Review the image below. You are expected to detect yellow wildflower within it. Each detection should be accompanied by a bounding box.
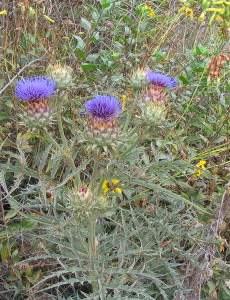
[139,4,156,18]
[193,160,207,178]
[198,12,206,23]
[102,179,122,194]
[144,5,155,18]
[0,10,7,16]
[120,95,127,110]
[147,10,155,17]
[196,160,207,170]
[179,5,194,20]
[194,169,203,177]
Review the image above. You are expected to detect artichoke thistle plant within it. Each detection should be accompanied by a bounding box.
[0,1,229,300]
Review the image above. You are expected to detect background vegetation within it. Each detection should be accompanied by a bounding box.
[0,0,229,299]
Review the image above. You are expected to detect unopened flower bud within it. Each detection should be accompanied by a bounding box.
[130,68,148,89]
[144,85,168,104]
[47,64,73,88]
[141,102,166,124]
[77,186,92,202]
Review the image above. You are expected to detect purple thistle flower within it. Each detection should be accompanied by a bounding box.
[146,71,177,88]
[15,76,56,101]
[85,95,122,119]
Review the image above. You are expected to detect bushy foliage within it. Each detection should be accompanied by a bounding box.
[0,1,229,299]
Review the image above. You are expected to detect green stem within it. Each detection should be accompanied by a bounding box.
[88,215,98,293]
[57,110,68,147]
[87,155,102,294]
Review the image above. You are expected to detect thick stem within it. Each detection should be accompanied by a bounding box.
[88,216,98,293]
[87,156,102,293]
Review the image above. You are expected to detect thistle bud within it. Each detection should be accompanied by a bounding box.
[77,186,92,203]
[144,85,168,103]
[141,102,166,124]
[140,85,167,124]
[46,64,73,89]
[130,68,148,89]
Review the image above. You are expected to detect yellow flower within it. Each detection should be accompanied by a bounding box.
[194,169,203,177]
[148,10,155,17]
[198,12,206,23]
[0,10,7,16]
[179,5,194,20]
[145,5,155,18]
[120,95,127,110]
[196,160,207,170]
[102,179,122,194]
[139,4,156,18]
[102,180,110,194]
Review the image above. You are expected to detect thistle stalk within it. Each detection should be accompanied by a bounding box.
[57,94,68,147]
[87,155,101,293]
[88,215,98,292]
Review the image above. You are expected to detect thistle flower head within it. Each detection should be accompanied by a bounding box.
[141,102,166,124]
[15,76,56,101]
[131,68,148,89]
[46,64,73,88]
[146,71,177,88]
[85,95,122,119]
[144,85,167,104]
[77,186,92,202]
